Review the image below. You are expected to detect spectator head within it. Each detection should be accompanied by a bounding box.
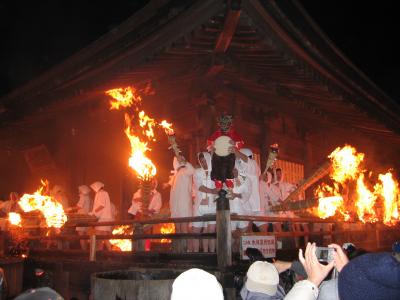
[171,268,223,300]
[14,287,63,300]
[245,261,279,295]
[338,252,400,300]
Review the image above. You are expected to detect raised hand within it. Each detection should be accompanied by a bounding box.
[299,242,334,287]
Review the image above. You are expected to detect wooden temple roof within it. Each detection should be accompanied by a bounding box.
[1,0,400,144]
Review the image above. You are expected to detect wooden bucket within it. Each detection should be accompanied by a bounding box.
[91,268,183,300]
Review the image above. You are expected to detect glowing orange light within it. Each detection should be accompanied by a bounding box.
[109,225,132,251]
[160,223,175,243]
[18,180,67,228]
[106,87,141,110]
[8,212,22,227]
[124,114,157,181]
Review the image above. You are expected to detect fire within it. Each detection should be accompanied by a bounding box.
[159,120,174,135]
[317,196,345,219]
[110,225,132,251]
[139,111,157,140]
[374,172,399,226]
[8,212,22,227]
[313,145,400,225]
[328,145,364,182]
[106,87,141,110]
[315,183,349,219]
[160,223,175,243]
[18,180,67,228]
[356,174,378,223]
[124,113,157,181]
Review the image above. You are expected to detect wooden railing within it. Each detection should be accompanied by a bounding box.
[11,204,400,270]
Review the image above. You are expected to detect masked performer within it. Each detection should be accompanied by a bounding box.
[207,114,246,190]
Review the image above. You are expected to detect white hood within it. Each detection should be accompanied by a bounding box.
[173,156,186,171]
[235,159,247,176]
[90,181,104,193]
[78,185,91,195]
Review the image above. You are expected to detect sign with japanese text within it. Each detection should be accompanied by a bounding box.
[240,235,276,259]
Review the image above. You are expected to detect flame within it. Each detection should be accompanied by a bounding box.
[356,173,378,223]
[315,183,349,219]
[106,87,141,110]
[139,111,157,140]
[313,145,400,225]
[328,145,364,182]
[374,172,399,226]
[160,223,175,243]
[18,180,67,228]
[110,225,132,251]
[124,113,157,181]
[8,212,22,227]
[318,196,345,219]
[159,120,174,135]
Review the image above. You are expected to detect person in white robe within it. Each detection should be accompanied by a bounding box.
[72,185,92,250]
[238,148,261,213]
[256,170,283,232]
[89,181,113,250]
[128,179,162,219]
[169,154,195,251]
[274,168,308,246]
[229,162,252,251]
[192,152,218,253]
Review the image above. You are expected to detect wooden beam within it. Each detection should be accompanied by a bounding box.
[214,10,241,53]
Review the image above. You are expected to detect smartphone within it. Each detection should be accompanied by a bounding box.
[315,246,334,262]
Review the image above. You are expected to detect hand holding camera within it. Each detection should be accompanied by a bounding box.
[299,242,335,287]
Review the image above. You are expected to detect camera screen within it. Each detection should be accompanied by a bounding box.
[319,249,329,260]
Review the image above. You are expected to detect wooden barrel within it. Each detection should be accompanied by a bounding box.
[91,268,183,300]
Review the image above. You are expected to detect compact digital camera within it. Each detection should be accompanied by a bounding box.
[315,246,334,263]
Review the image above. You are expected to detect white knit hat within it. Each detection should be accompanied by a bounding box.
[171,268,224,300]
[245,261,279,295]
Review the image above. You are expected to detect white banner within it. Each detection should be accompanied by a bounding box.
[240,235,276,260]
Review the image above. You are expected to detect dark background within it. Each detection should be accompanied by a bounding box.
[0,0,399,100]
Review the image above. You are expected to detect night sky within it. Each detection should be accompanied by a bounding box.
[0,0,399,101]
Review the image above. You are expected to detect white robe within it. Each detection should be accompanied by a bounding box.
[76,194,92,232]
[77,194,92,214]
[241,158,261,212]
[231,176,252,215]
[193,152,216,216]
[170,161,194,218]
[128,189,162,215]
[259,180,281,216]
[91,189,113,232]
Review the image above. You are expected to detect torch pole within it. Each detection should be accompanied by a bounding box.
[140,179,152,218]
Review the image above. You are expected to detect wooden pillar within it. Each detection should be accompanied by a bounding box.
[133,223,145,252]
[54,263,70,299]
[216,190,232,270]
[89,227,96,262]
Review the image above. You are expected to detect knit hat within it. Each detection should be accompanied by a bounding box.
[171,268,223,300]
[14,287,63,300]
[338,252,400,300]
[245,261,279,295]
